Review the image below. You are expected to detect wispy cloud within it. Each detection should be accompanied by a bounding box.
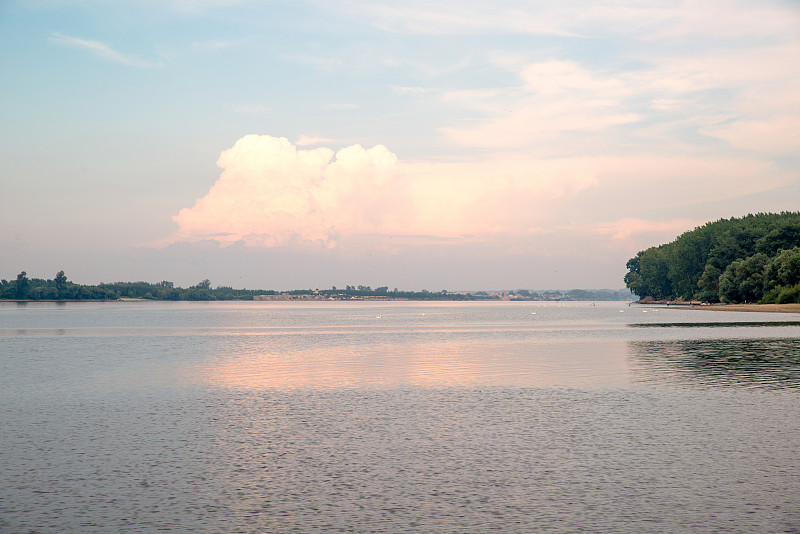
[153,0,250,14]
[323,0,586,36]
[322,103,360,110]
[392,86,433,95]
[192,38,245,53]
[440,37,800,157]
[279,52,342,71]
[49,33,163,68]
[440,60,641,154]
[323,0,799,42]
[230,104,271,115]
[591,217,701,244]
[296,135,335,146]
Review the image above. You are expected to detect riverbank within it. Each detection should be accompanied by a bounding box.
[638,301,800,313]
[694,303,800,313]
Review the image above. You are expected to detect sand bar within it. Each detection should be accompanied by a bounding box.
[677,303,800,314]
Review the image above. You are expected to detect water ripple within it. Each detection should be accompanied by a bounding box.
[628,338,800,389]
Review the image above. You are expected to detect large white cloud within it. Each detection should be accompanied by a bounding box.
[161,131,794,259]
[161,134,601,249]
[159,1,800,259]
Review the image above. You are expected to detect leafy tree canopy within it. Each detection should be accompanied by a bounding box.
[624,212,800,303]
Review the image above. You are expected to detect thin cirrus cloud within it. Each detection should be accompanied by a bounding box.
[49,33,164,68]
[441,51,800,158]
[592,218,702,244]
[337,0,800,161]
[440,60,641,153]
[322,103,361,110]
[328,0,799,41]
[325,0,586,36]
[230,104,271,115]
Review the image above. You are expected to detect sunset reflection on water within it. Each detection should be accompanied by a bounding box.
[201,336,631,389]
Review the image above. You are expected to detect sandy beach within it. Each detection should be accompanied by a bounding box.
[702,303,800,313]
[665,303,800,314]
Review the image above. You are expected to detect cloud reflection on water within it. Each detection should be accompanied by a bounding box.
[203,338,631,390]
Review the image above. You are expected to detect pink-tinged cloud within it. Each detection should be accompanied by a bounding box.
[159,135,599,249]
[440,60,640,152]
[295,135,335,147]
[592,217,701,247]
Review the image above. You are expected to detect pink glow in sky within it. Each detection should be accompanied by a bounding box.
[1,0,798,289]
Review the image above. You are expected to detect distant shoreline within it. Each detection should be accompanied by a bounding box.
[4,296,634,304]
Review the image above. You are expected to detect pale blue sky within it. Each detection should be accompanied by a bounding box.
[2,1,799,290]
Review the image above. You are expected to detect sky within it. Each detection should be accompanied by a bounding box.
[1,0,799,291]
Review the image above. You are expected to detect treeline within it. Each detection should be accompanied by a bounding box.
[302,285,484,300]
[0,273,269,301]
[624,212,800,304]
[0,271,116,300]
[0,275,495,301]
[1,273,633,302]
[513,289,633,301]
[102,279,273,300]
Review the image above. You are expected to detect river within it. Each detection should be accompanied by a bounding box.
[1,300,798,532]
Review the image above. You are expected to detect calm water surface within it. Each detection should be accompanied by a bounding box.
[1,301,799,532]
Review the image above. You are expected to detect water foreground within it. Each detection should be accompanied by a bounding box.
[1,301,799,533]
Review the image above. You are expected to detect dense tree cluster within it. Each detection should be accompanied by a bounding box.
[102,279,271,300]
[1,272,632,302]
[0,273,270,301]
[0,271,119,300]
[0,274,495,301]
[624,213,800,303]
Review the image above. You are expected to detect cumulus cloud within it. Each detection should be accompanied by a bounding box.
[160,135,600,249]
[159,128,799,255]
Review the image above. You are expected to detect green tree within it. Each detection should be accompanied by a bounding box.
[625,212,800,300]
[764,247,800,292]
[14,271,30,299]
[626,247,672,299]
[696,264,722,302]
[755,223,800,256]
[194,279,211,290]
[54,270,68,298]
[718,253,770,303]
